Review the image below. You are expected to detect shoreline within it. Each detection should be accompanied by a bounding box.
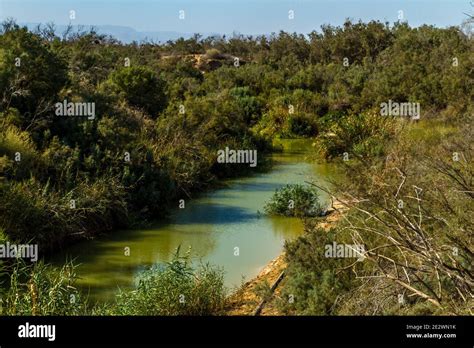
[225,200,347,315]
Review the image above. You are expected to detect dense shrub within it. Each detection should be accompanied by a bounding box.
[0,22,68,131]
[105,66,167,117]
[315,111,397,160]
[286,113,317,137]
[98,249,227,315]
[264,184,323,217]
[204,48,223,59]
[0,176,128,251]
[0,252,227,316]
[0,260,88,315]
[0,125,40,179]
[278,226,357,315]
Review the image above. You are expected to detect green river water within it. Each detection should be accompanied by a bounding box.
[53,139,336,303]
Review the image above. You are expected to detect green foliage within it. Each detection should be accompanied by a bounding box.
[315,111,396,160]
[229,86,262,126]
[105,66,167,117]
[278,227,356,315]
[360,24,473,112]
[98,248,227,315]
[286,113,317,137]
[204,48,223,59]
[309,20,394,65]
[0,252,227,316]
[281,118,473,315]
[0,176,128,251]
[0,125,40,179]
[0,21,68,131]
[0,20,472,319]
[0,260,88,315]
[265,184,323,217]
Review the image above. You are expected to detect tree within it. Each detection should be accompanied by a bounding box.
[106,66,167,117]
[0,21,68,131]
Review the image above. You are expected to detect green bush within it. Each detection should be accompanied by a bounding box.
[278,227,357,315]
[315,111,396,160]
[105,66,167,117]
[100,248,227,315]
[286,113,317,137]
[0,251,227,316]
[204,48,223,59]
[264,184,323,217]
[0,125,41,180]
[0,22,68,130]
[0,176,128,251]
[0,260,88,315]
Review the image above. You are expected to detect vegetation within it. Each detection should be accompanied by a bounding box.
[0,20,270,252]
[279,118,473,315]
[1,19,472,250]
[99,249,226,315]
[0,260,88,315]
[0,250,226,316]
[0,17,472,315]
[264,184,323,217]
[314,110,398,160]
[278,226,354,315]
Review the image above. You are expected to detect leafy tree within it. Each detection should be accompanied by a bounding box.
[0,22,68,131]
[105,66,167,117]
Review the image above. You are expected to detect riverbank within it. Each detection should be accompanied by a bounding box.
[225,200,347,315]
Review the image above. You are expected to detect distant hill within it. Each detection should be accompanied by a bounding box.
[20,23,219,43]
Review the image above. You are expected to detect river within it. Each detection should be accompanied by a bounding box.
[53,139,336,303]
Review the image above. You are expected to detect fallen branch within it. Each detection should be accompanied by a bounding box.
[253,271,285,316]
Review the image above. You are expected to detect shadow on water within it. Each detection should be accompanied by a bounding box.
[171,203,257,225]
[210,181,285,197]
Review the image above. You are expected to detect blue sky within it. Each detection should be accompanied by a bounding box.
[1,0,471,34]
